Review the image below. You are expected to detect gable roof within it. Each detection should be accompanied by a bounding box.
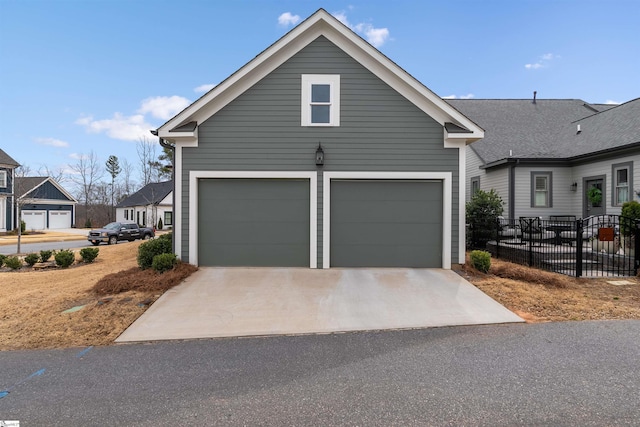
[156,8,483,144]
[0,148,19,168]
[16,176,78,202]
[116,181,173,208]
[447,98,640,165]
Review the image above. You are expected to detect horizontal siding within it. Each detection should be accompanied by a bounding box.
[483,167,509,214]
[514,167,573,218]
[182,36,459,265]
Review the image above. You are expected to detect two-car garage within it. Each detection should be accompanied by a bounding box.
[193,172,449,269]
[21,210,72,230]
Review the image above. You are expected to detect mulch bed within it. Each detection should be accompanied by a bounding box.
[92,262,198,295]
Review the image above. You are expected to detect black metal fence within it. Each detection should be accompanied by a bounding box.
[468,215,640,277]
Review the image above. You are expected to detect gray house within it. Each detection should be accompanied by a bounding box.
[116,180,173,229]
[0,149,20,232]
[154,9,483,268]
[450,97,640,219]
[16,177,78,230]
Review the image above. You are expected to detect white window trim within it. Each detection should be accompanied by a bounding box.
[322,171,452,269]
[301,74,340,127]
[0,170,6,188]
[189,171,318,268]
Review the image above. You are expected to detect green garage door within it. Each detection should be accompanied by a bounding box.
[198,178,310,267]
[330,180,443,268]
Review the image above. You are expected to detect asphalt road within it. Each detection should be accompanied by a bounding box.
[1,321,639,426]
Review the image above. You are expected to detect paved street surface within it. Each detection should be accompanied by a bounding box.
[1,321,639,426]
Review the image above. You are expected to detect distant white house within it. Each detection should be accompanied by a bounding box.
[116,181,173,229]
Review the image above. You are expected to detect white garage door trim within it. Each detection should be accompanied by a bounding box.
[48,210,72,229]
[323,171,452,269]
[189,171,318,268]
[22,210,47,231]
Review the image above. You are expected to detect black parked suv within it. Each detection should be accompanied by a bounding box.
[87,221,155,245]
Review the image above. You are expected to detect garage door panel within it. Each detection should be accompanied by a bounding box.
[331,180,442,268]
[48,211,71,229]
[198,178,310,267]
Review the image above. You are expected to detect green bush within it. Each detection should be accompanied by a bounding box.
[157,218,163,230]
[470,250,491,273]
[466,189,504,249]
[55,249,76,268]
[80,247,100,263]
[40,249,54,262]
[24,253,40,267]
[0,254,6,268]
[152,253,177,273]
[5,256,23,270]
[84,218,92,228]
[621,201,640,236]
[137,233,172,269]
[20,220,26,233]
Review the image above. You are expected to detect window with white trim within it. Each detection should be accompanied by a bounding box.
[470,176,480,196]
[612,162,633,206]
[301,75,340,126]
[0,170,6,188]
[531,172,552,208]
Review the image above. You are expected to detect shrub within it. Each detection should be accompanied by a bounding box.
[84,218,92,228]
[152,253,177,273]
[24,253,40,267]
[157,218,163,230]
[40,249,54,262]
[80,247,100,263]
[466,189,504,249]
[469,250,491,273]
[137,233,172,269]
[0,254,6,268]
[20,220,26,233]
[5,256,23,270]
[621,201,640,237]
[55,249,75,268]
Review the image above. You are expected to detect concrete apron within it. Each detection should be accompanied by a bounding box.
[116,268,523,343]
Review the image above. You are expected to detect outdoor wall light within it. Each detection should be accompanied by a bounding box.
[315,142,324,166]
[570,182,578,192]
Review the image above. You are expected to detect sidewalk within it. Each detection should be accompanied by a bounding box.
[0,229,88,246]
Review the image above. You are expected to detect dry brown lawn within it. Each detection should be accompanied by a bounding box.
[2,243,640,351]
[0,241,195,351]
[461,255,640,323]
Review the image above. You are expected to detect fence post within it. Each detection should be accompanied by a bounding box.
[495,217,500,258]
[527,218,533,267]
[576,219,583,277]
[634,220,640,276]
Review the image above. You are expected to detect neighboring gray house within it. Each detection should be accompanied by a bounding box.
[450,97,640,219]
[0,149,20,232]
[154,9,483,268]
[116,180,173,229]
[15,176,78,230]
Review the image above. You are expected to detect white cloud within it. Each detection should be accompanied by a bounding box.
[76,113,154,141]
[443,93,475,99]
[524,53,559,70]
[605,99,620,105]
[332,11,390,47]
[278,12,300,27]
[194,83,216,93]
[35,137,69,148]
[69,152,85,160]
[137,95,191,120]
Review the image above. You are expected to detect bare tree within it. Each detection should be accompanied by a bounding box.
[137,137,157,186]
[38,164,68,184]
[120,157,136,198]
[12,164,34,254]
[69,151,104,228]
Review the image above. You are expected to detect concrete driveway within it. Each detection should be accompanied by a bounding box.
[117,268,523,342]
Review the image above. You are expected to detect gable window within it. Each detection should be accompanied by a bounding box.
[531,172,552,208]
[0,170,6,188]
[301,75,340,126]
[470,176,480,196]
[612,162,633,206]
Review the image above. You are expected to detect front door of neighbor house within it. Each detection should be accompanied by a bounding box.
[584,177,605,217]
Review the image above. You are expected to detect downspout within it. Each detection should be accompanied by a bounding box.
[508,160,518,219]
[153,130,176,252]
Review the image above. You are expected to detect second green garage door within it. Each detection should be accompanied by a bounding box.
[198,178,310,267]
[330,179,443,268]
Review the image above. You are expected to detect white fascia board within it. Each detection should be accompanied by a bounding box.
[157,10,483,139]
[188,171,318,268]
[322,171,452,269]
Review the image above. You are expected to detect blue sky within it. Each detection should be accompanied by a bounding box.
[1,0,638,189]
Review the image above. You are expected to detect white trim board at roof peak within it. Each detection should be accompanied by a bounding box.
[157,10,483,144]
[322,171,452,270]
[188,171,318,268]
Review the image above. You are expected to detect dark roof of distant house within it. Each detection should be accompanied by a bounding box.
[446,98,640,165]
[0,149,20,167]
[15,177,48,197]
[116,181,173,208]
